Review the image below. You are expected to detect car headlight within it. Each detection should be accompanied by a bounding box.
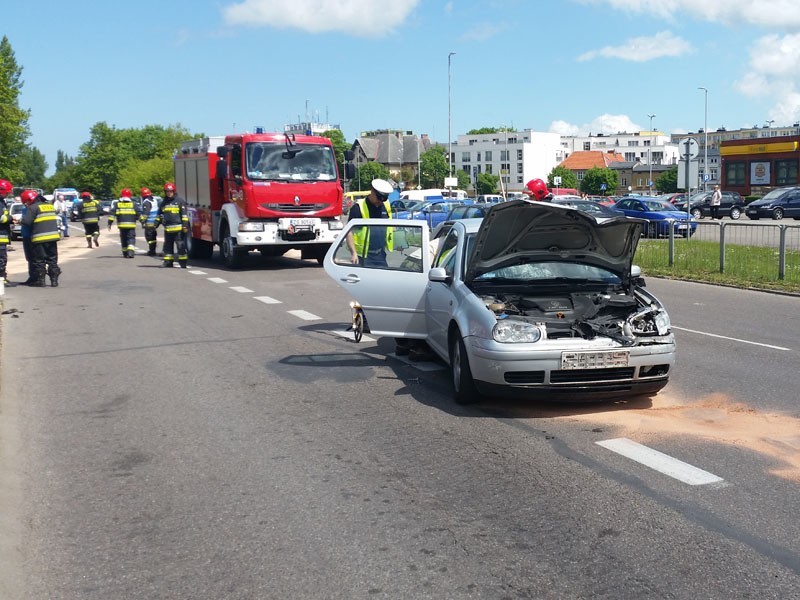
[654,310,671,335]
[493,320,543,343]
[238,221,265,232]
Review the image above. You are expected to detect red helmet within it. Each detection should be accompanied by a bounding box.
[140,187,152,197]
[163,182,176,193]
[0,179,12,195]
[20,189,38,205]
[120,188,133,198]
[80,191,92,199]
[525,178,550,201]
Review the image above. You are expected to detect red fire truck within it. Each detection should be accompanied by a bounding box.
[174,132,350,268]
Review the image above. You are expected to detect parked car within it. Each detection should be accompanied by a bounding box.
[658,193,687,205]
[476,194,504,204]
[673,190,745,220]
[550,197,624,217]
[8,202,24,240]
[98,199,114,216]
[745,186,800,220]
[394,199,463,229]
[324,201,675,403]
[614,197,697,237]
[445,204,488,220]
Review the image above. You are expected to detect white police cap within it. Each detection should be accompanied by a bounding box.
[371,179,393,197]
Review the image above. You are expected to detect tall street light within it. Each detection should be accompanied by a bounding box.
[448,52,456,180]
[698,87,708,191]
[647,114,656,195]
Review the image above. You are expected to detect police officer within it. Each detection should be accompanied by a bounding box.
[155,182,189,268]
[346,178,394,267]
[139,187,160,256]
[20,190,61,287]
[76,191,101,248]
[108,188,140,258]
[0,179,12,284]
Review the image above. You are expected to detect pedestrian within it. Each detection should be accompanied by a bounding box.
[20,190,61,287]
[0,179,13,284]
[155,182,189,268]
[346,178,394,267]
[53,193,70,237]
[76,190,101,247]
[710,184,722,219]
[139,187,160,256]
[524,178,553,202]
[108,188,140,258]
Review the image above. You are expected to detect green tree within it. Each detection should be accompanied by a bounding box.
[476,172,500,195]
[19,145,48,189]
[116,156,176,195]
[419,146,448,188]
[579,167,618,195]
[456,169,471,191]
[656,166,678,193]
[466,127,500,135]
[546,165,578,190]
[351,161,390,192]
[319,129,348,179]
[0,36,31,184]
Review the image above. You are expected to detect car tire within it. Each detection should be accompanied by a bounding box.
[691,208,702,220]
[450,333,480,405]
[772,208,784,220]
[730,207,742,220]
[219,222,244,269]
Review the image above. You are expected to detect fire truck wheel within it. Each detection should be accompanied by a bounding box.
[220,223,244,269]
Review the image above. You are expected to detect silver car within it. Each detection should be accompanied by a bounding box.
[324,201,676,404]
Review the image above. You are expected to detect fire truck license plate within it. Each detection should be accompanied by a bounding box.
[279,218,319,231]
[560,350,629,370]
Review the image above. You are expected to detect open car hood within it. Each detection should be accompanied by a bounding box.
[465,200,645,284]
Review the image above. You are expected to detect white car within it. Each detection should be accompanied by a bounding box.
[324,201,676,404]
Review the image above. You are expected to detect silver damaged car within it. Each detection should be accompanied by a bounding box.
[324,200,676,404]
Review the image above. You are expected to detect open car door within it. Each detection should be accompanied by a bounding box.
[323,218,430,339]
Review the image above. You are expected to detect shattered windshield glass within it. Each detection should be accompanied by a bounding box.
[246,143,338,182]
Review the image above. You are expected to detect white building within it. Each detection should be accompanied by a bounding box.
[451,130,566,193]
[561,131,680,167]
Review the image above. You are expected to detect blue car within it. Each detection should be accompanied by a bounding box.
[394,198,464,229]
[614,197,697,238]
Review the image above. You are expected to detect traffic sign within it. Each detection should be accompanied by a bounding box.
[599,183,607,191]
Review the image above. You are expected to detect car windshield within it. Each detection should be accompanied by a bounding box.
[474,261,621,284]
[9,204,24,215]
[641,200,677,212]
[246,143,338,182]
[760,188,788,201]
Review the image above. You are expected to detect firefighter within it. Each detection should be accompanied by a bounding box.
[155,182,189,268]
[20,190,61,287]
[76,191,101,248]
[524,178,553,201]
[0,179,12,284]
[108,188,140,258]
[139,187,160,256]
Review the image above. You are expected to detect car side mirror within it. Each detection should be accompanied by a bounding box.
[428,267,449,282]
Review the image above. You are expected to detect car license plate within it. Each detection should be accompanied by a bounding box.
[677,224,687,229]
[279,217,319,231]
[561,350,629,370]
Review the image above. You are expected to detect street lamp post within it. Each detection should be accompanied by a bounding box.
[698,87,708,191]
[448,52,456,179]
[647,114,656,195]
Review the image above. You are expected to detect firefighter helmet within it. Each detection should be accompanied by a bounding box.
[525,178,550,201]
[20,189,38,204]
[140,187,152,197]
[80,191,92,199]
[120,188,133,198]
[0,179,12,195]
[163,182,176,193]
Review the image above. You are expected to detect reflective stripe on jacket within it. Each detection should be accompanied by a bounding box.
[78,199,100,223]
[157,199,188,233]
[28,202,61,244]
[0,201,10,244]
[110,199,139,229]
[351,198,393,257]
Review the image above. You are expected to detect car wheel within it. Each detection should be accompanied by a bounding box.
[450,333,480,405]
[219,222,243,269]
[729,207,741,220]
[691,208,702,220]
[353,310,364,343]
[772,208,784,220]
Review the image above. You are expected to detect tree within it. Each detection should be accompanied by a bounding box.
[476,172,500,195]
[419,146,448,188]
[0,36,31,184]
[351,161,390,192]
[466,127,501,135]
[546,165,578,190]
[656,166,678,193]
[579,167,618,195]
[19,145,48,189]
[319,129,348,179]
[456,170,471,191]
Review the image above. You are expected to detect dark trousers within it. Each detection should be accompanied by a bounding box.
[144,225,158,253]
[118,228,136,254]
[31,241,59,278]
[83,222,100,238]
[162,230,186,263]
[0,244,6,278]
[710,206,720,219]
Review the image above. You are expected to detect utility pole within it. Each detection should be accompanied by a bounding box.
[448,52,456,178]
[698,87,708,191]
[647,114,656,195]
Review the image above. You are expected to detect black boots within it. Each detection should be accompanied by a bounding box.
[87,238,93,248]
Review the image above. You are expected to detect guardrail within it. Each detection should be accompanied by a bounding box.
[634,220,800,286]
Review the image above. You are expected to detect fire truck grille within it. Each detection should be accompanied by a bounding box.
[260,203,329,213]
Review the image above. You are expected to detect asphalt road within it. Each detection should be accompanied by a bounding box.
[1,222,799,599]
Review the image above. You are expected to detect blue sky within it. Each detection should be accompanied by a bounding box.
[6,0,800,174]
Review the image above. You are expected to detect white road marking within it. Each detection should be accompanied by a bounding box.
[207,277,228,284]
[288,310,321,321]
[254,296,282,305]
[597,438,725,486]
[672,326,791,351]
[332,329,376,342]
[229,286,254,293]
[188,270,207,275]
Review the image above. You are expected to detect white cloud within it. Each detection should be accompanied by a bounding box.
[578,0,800,28]
[222,0,420,37]
[735,33,800,123]
[548,114,642,136]
[577,31,692,62]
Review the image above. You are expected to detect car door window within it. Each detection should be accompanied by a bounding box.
[435,229,459,276]
[330,223,426,273]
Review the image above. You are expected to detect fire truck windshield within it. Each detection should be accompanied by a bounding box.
[246,143,337,182]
